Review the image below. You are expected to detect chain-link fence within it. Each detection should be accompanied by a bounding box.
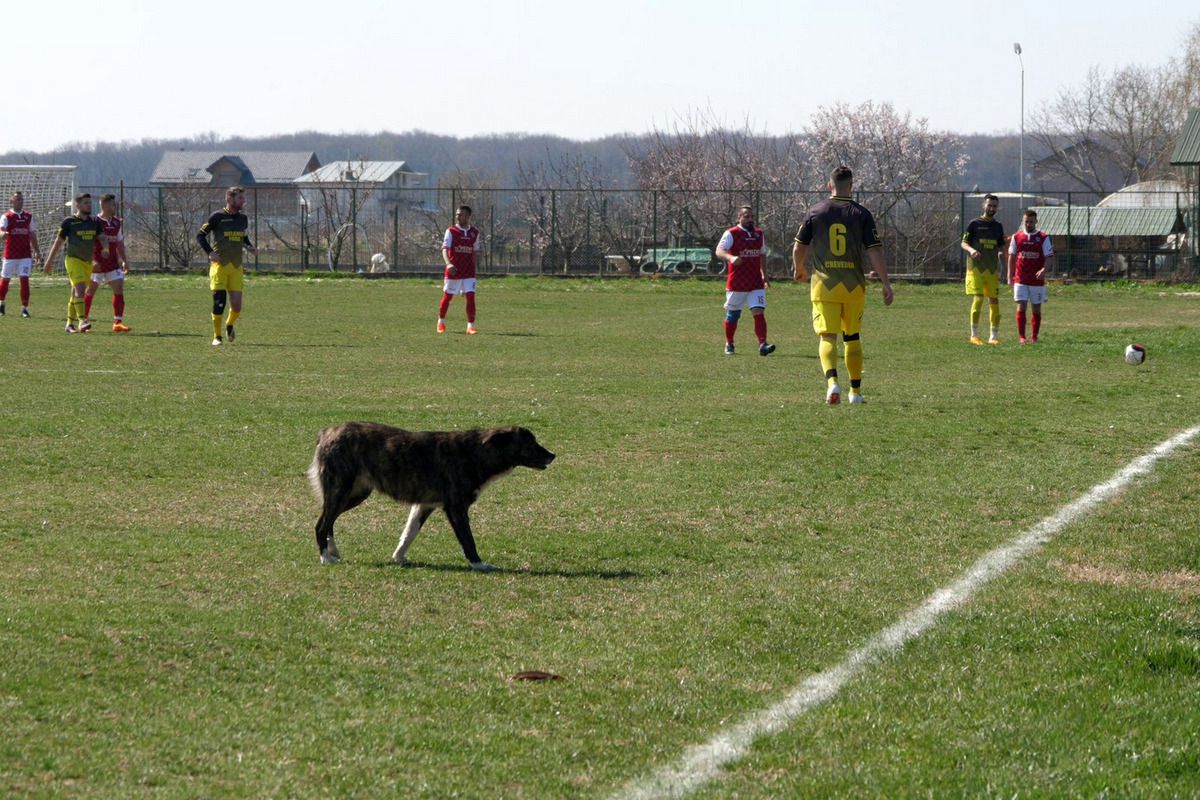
[86,185,1199,281]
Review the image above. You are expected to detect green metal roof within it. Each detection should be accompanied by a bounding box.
[1029,206,1186,237]
[1170,108,1200,165]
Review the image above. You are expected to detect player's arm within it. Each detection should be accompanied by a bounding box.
[867,246,893,306]
[714,230,738,267]
[960,227,980,260]
[42,227,67,274]
[1006,236,1017,284]
[0,216,7,246]
[30,222,41,263]
[792,240,809,281]
[441,228,457,275]
[243,232,257,256]
[1037,236,1053,280]
[197,215,220,263]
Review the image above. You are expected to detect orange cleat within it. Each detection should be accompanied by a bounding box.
[466,324,478,335]
[436,321,446,334]
[112,321,131,332]
[969,336,984,346]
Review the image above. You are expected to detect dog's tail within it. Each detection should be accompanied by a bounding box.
[307,428,332,500]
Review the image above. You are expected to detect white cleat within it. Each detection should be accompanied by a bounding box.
[212,336,223,346]
[470,561,498,572]
[826,383,841,405]
[848,392,865,404]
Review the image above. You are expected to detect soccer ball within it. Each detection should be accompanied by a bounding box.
[1124,344,1146,365]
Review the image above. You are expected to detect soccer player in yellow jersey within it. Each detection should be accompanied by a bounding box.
[961,194,1005,345]
[197,186,256,345]
[42,193,107,333]
[793,166,893,405]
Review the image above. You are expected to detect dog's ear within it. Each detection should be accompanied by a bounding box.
[481,427,517,447]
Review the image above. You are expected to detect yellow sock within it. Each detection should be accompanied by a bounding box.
[970,296,984,332]
[988,301,1000,329]
[819,337,838,386]
[212,314,222,338]
[845,339,864,383]
[67,298,79,323]
[226,308,240,327]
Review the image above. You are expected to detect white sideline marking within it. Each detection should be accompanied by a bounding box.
[617,424,1200,800]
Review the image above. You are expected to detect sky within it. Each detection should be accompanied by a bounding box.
[2,0,1196,153]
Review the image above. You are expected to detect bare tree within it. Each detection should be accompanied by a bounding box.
[515,153,623,273]
[299,160,382,271]
[127,184,218,268]
[804,101,967,274]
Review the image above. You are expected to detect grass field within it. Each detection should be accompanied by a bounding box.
[1,274,1198,798]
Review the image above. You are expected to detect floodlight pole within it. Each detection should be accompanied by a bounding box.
[1014,43,1025,211]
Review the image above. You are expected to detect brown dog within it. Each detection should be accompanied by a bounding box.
[307,422,555,569]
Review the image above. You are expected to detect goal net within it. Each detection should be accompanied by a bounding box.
[0,165,77,247]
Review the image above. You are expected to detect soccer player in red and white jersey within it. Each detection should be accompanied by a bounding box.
[714,205,775,356]
[437,205,481,335]
[0,191,42,318]
[85,193,131,332]
[1007,208,1054,344]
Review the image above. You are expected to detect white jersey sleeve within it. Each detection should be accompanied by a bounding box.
[442,228,454,249]
[1042,235,1053,257]
[0,215,7,232]
[717,230,734,252]
[472,227,482,252]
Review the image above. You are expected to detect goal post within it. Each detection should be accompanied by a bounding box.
[0,165,77,247]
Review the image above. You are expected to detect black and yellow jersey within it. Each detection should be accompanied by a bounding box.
[197,210,253,267]
[795,196,881,302]
[57,215,104,262]
[962,216,1005,273]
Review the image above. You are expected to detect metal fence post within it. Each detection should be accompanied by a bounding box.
[392,204,399,272]
[156,187,165,270]
[959,191,966,279]
[550,189,557,276]
[1065,192,1072,278]
[253,187,260,270]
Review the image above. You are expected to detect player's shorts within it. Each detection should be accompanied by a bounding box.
[91,269,125,285]
[1,258,33,278]
[812,291,866,337]
[965,267,998,298]
[1013,283,1047,304]
[64,256,91,285]
[443,277,477,295]
[724,289,766,311]
[209,261,244,292]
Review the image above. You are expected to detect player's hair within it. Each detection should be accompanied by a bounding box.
[831,166,854,187]
[74,192,91,203]
[983,193,999,204]
[457,204,472,216]
[100,193,116,203]
[10,190,21,199]
[226,185,245,200]
[738,205,753,214]
[1023,208,1038,218]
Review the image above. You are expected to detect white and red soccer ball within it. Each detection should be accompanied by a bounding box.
[1124,343,1146,365]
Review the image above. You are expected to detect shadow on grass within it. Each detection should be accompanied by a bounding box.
[367,560,645,579]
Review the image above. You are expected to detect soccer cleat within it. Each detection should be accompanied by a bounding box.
[226,323,235,342]
[826,383,841,405]
[1030,337,1038,344]
[1019,336,1027,345]
[112,321,131,332]
[724,342,735,356]
[969,336,984,346]
[212,336,223,346]
[436,321,446,334]
[759,342,775,356]
[0,303,5,316]
[79,319,92,333]
[848,391,865,404]
[20,307,30,318]
[466,324,478,335]
[988,337,1001,346]
[65,322,77,333]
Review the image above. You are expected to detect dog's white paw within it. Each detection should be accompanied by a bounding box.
[470,561,498,573]
[392,554,410,566]
[320,551,341,565]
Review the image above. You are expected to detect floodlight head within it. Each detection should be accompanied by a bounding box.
[1013,42,1022,55]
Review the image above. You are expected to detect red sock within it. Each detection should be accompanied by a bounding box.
[1016,309,1027,338]
[1031,310,1041,340]
[438,293,452,318]
[0,278,9,302]
[753,314,767,344]
[84,292,95,318]
[19,276,29,306]
[724,320,737,344]
[465,292,476,323]
[113,294,125,319]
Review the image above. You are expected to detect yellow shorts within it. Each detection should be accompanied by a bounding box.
[65,256,92,285]
[965,268,998,298]
[209,261,244,292]
[811,291,866,336]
